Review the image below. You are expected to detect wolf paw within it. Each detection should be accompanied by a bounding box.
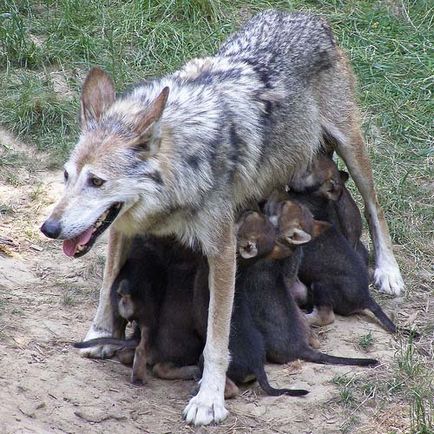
[79,326,117,359]
[183,390,228,426]
[373,265,404,296]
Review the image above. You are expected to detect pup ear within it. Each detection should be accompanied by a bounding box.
[312,220,332,238]
[131,87,170,159]
[339,170,349,183]
[285,228,312,245]
[239,242,258,259]
[80,67,116,129]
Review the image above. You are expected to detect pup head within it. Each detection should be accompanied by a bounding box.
[290,153,346,201]
[40,68,170,257]
[117,279,136,321]
[268,200,331,250]
[236,210,276,260]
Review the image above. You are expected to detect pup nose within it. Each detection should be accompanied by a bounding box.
[40,218,62,239]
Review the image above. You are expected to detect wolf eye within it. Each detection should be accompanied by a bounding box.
[89,176,105,187]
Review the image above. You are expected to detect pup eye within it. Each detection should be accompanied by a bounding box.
[89,176,105,187]
[64,170,69,182]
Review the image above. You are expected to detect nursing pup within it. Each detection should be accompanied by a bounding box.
[289,153,369,263]
[75,236,166,384]
[75,236,203,383]
[194,211,309,397]
[275,197,399,333]
[254,201,378,366]
[41,10,403,425]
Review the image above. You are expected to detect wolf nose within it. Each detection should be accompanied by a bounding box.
[40,218,62,239]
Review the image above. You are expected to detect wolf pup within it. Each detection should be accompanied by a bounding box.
[41,10,403,425]
[194,211,309,397]
[289,153,369,263]
[75,236,203,383]
[252,200,378,366]
[275,199,400,334]
[74,235,166,384]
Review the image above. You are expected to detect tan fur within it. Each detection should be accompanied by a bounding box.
[152,362,200,381]
[306,306,336,327]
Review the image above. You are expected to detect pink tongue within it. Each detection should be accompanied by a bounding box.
[62,227,94,257]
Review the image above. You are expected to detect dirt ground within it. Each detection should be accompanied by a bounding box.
[0,132,430,433]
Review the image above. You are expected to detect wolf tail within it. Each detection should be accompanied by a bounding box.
[255,366,309,396]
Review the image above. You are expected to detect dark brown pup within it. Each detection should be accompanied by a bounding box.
[289,153,369,263]
[274,198,406,335]
[251,199,379,366]
[75,236,203,384]
[194,211,309,397]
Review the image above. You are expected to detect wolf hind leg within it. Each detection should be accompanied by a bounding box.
[323,120,404,296]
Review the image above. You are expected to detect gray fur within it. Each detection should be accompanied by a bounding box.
[79,10,356,255]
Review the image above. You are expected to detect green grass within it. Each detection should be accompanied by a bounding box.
[331,336,434,433]
[358,331,374,351]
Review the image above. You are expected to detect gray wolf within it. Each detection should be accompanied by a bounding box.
[41,10,403,425]
[194,210,309,397]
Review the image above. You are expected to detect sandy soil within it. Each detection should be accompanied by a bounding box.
[0,132,429,434]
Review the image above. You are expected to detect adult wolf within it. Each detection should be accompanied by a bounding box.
[41,10,404,425]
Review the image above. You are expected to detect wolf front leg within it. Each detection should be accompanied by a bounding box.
[80,228,132,359]
[183,222,236,426]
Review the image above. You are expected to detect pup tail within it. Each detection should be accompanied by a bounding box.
[367,299,420,338]
[366,298,397,333]
[73,337,138,349]
[301,347,378,367]
[255,366,309,397]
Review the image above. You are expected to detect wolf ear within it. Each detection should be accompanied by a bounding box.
[323,179,342,201]
[80,68,116,129]
[131,87,170,159]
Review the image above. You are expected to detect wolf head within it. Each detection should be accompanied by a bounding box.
[41,68,170,257]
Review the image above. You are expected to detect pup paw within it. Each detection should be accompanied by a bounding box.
[373,265,404,296]
[79,326,116,359]
[183,390,228,426]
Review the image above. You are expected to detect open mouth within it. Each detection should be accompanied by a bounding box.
[63,202,123,258]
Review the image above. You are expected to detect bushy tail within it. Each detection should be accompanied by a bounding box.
[367,299,397,333]
[256,366,309,396]
[73,337,138,349]
[301,347,378,367]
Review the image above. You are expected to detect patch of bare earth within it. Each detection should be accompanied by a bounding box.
[0,130,431,433]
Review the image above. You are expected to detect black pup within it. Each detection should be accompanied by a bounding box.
[75,236,203,383]
[194,210,309,397]
[289,153,369,263]
[272,197,400,334]
[252,199,378,366]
